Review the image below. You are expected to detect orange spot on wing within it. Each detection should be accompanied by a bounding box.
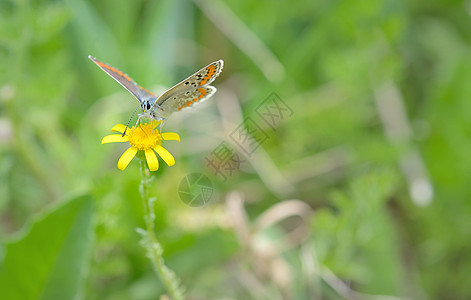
[139,85,155,96]
[196,88,208,97]
[96,61,108,68]
[199,65,218,85]
[204,65,216,78]
[97,61,132,82]
[204,72,215,80]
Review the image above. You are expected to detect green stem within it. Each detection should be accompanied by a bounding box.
[139,157,185,300]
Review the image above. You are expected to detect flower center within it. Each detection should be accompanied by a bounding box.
[127,123,162,150]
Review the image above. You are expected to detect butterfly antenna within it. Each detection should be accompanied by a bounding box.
[122,104,141,137]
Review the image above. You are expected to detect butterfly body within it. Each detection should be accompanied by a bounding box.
[88,55,223,123]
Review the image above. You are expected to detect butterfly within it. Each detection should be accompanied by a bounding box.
[88,55,224,127]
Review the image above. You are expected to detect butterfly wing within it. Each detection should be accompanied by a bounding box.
[156,86,217,116]
[88,55,154,102]
[153,60,223,116]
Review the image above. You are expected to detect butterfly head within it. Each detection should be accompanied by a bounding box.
[141,100,152,113]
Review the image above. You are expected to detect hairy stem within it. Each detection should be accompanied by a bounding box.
[139,157,185,300]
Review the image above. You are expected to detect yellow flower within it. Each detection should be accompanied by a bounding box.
[101,121,180,171]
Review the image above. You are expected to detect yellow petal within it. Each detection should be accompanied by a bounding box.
[111,124,128,134]
[154,145,175,166]
[102,134,129,144]
[117,147,137,170]
[161,132,180,142]
[145,149,159,171]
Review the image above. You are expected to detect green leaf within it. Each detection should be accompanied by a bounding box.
[0,195,94,300]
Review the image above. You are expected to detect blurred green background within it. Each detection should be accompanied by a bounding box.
[1,0,471,299]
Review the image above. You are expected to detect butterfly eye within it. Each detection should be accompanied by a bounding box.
[141,101,151,111]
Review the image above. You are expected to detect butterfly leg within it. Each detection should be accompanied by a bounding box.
[159,119,167,139]
[158,118,166,133]
[151,117,166,139]
[136,115,150,136]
